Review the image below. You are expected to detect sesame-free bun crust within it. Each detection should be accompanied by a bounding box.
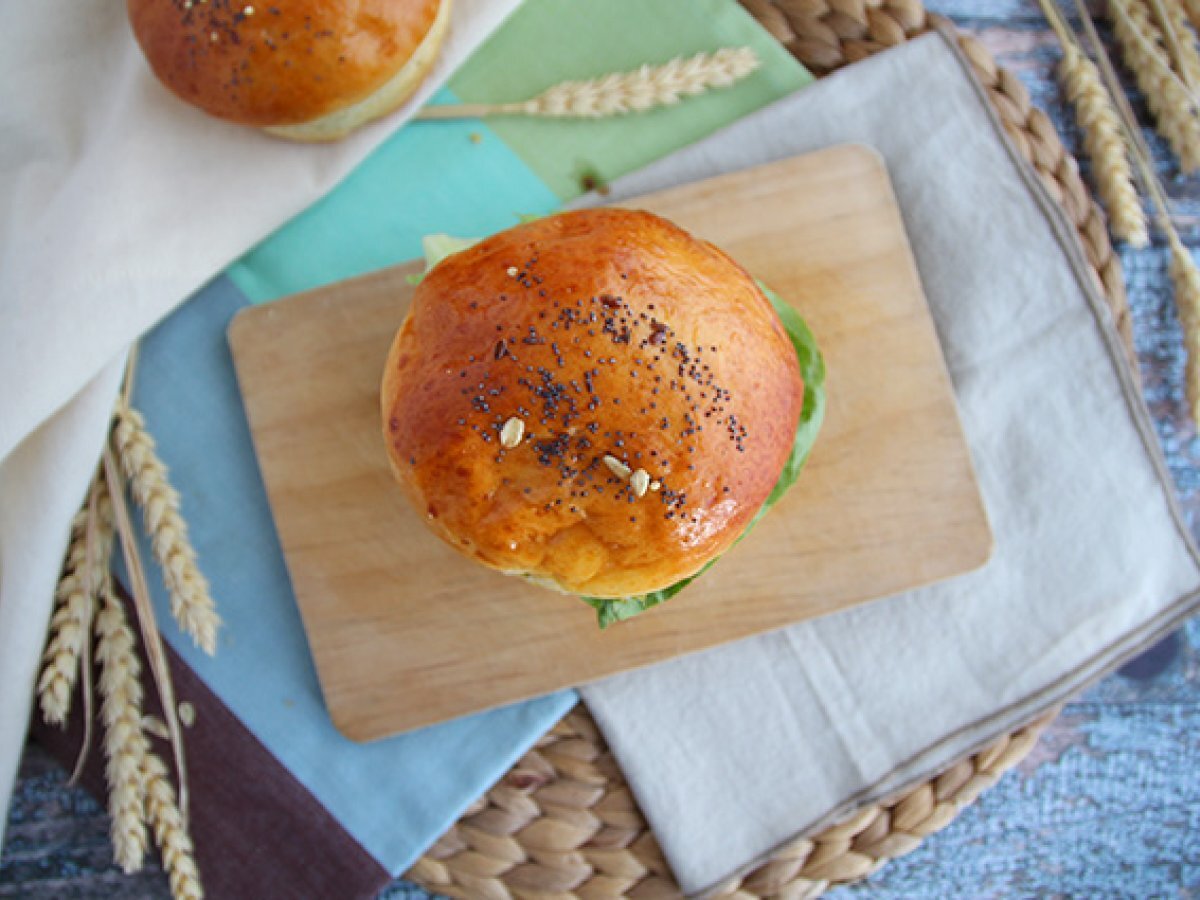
[382,209,804,599]
[127,0,447,141]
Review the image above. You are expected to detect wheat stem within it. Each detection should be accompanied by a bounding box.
[416,48,761,120]
[122,343,140,408]
[1149,0,1200,92]
[69,481,109,785]
[1032,0,1149,243]
[1167,232,1200,420]
[1184,0,1200,30]
[111,403,220,656]
[142,751,204,900]
[70,594,97,786]
[47,345,206,890]
[103,445,191,822]
[1037,0,1079,45]
[1075,0,1160,162]
[1077,0,1200,420]
[94,573,150,873]
[1112,0,1200,98]
[1109,0,1200,169]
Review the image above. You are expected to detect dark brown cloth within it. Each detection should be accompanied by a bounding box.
[31,583,391,900]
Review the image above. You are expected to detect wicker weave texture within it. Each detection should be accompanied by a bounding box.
[407,3,1130,896]
[408,706,1058,899]
[745,0,1129,344]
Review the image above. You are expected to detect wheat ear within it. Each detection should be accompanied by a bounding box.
[1109,0,1200,170]
[1058,43,1151,245]
[103,439,205,898]
[1168,232,1200,419]
[38,482,114,726]
[1077,0,1200,420]
[94,575,150,873]
[1183,0,1200,31]
[103,443,191,823]
[143,751,204,900]
[111,403,220,655]
[416,48,761,120]
[1149,0,1200,92]
[38,509,91,726]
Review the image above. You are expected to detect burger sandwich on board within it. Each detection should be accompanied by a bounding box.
[382,209,826,627]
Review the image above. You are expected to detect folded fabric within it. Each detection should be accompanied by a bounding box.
[577,28,1200,895]
[114,275,575,876]
[34,587,402,900]
[0,0,521,850]
[3,0,811,876]
[0,0,519,464]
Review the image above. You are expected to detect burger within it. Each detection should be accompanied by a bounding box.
[127,0,449,141]
[381,209,825,626]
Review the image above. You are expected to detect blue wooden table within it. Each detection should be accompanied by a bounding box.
[3,0,1199,896]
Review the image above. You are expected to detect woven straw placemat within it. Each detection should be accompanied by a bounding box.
[407,2,1130,896]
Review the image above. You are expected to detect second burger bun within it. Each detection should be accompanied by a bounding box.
[127,0,450,142]
[382,209,805,599]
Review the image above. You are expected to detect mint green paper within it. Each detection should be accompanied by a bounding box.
[450,0,813,200]
[227,0,810,304]
[227,88,561,303]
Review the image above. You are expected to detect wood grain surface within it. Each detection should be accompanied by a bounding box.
[3,1,1199,897]
[228,145,990,740]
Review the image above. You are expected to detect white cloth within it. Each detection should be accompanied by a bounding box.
[578,29,1200,895]
[0,0,520,849]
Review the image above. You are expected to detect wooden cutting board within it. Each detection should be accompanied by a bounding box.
[228,144,992,742]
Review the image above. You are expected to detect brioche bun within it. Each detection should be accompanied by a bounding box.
[382,209,804,599]
[127,0,449,142]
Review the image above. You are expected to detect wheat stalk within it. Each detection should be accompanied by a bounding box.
[1149,0,1200,92]
[111,403,220,655]
[102,386,206,896]
[1034,0,1149,244]
[1058,42,1151,245]
[1077,0,1200,421]
[40,346,206,893]
[1168,232,1200,419]
[38,508,97,726]
[38,477,114,726]
[70,480,110,785]
[94,574,150,873]
[103,443,192,823]
[142,751,204,900]
[1109,0,1200,170]
[416,48,761,120]
[1184,0,1200,31]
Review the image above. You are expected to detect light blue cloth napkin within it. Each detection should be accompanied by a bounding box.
[122,0,810,876]
[126,276,576,875]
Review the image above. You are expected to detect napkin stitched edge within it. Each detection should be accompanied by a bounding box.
[619,23,1200,897]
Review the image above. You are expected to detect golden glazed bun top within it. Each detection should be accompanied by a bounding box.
[382,209,804,599]
[127,0,447,140]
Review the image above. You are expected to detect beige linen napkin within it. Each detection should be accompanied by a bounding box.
[0,0,521,848]
[578,28,1200,895]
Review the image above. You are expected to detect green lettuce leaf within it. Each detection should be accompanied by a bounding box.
[582,283,826,628]
[405,234,479,285]
[406,220,543,285]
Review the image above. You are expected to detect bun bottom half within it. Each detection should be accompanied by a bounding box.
[264,0,451,143]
